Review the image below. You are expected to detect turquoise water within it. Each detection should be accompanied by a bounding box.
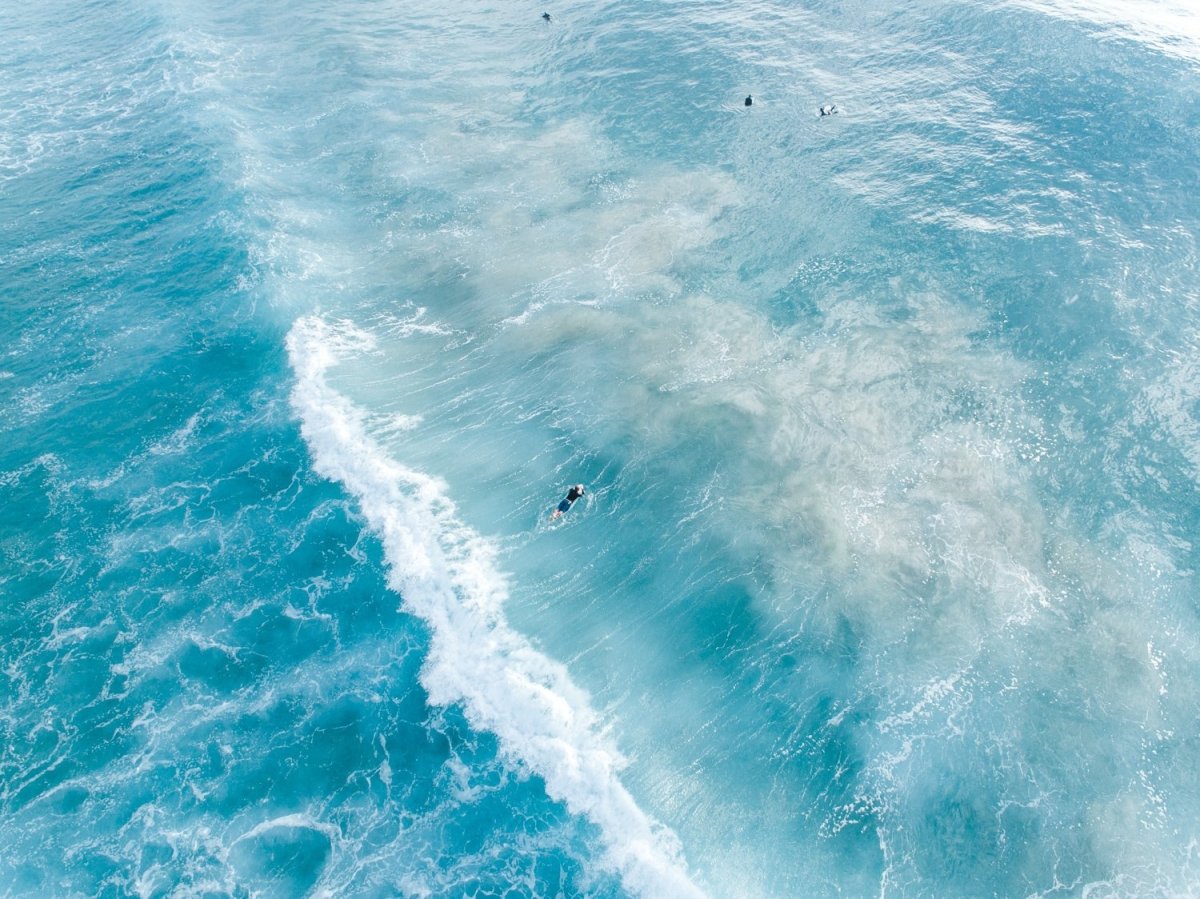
[4,0,1200,896]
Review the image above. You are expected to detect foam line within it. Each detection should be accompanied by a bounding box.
[286,316,704,899]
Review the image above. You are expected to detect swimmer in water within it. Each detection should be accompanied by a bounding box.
[551,484,585,519]
[542,11,551,21]
[745,95,753,106]
[819,104,838,116]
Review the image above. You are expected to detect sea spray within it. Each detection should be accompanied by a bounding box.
[286,315,704,899]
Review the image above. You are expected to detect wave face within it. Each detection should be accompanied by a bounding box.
[285,316,700,897]
[5,0,1200,896]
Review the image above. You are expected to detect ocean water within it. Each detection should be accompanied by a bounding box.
[3,0,1200,896]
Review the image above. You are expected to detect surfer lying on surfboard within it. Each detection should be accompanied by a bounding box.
[551,484,585,519]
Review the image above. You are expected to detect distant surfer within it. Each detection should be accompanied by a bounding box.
[819,104,838,116]
[551,484,585,519]
[744,95,753,107]
[542,11,551,21]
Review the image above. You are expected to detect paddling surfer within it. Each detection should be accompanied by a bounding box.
[551,484,585,519]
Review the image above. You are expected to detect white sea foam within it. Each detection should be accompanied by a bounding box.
[286,315,704,899]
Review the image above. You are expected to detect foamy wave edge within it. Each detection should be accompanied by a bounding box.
[286,316,704,899]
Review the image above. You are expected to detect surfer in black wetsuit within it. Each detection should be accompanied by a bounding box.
[745,95,753,107]
[542,11,551,21]
[551,484,585,519]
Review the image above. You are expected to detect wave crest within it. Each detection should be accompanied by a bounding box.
[286,315,704,899]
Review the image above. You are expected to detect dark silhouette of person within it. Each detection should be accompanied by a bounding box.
[745,95,753,107]
[543,12,551,21]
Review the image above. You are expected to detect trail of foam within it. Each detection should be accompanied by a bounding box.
[286,315,704,899]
